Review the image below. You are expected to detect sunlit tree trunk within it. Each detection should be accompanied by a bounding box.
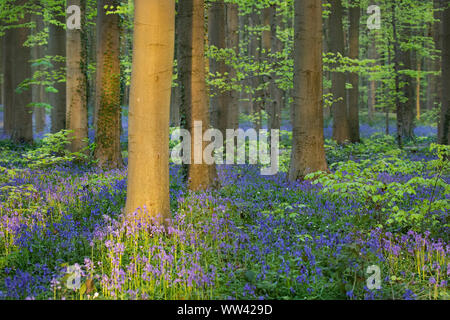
[348,2,360,143]
[439,0,450,145]
[289,0,328,181]
[49,12,67,133]
[179,0,218,191]
[125,0,175,223]
[66,0,88,152]
[329,0,350,144]
[94,0,123,169]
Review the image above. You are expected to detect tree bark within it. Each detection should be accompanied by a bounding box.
[226,3,239,130]
[49,12,67,133]
[439,0,450,145]
[2,30,12,136]
[125,0,175,223]
[66,0,88,153]
[348,3,360,143]
[267,5,283,132]
[208,1,227,134]
[178,0,218,191]
[289,0,328,181]
[329,0,350,144]
[399,40,415,140]
[7,8,33,143]
[94,0,123,169]
[32,14,46,134]
[367,33,377,124]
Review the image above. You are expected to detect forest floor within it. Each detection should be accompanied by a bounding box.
[0,121,448,300]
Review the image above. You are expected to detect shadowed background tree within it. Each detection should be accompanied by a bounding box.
[178,0,218,191]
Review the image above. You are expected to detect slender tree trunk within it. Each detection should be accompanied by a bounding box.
[268,5,283,132]
[0,38,3,110]
[8,9,33,143]
[125,0,175,222]
[94,0,123,169]
[66,0,88,152]
[251,13,262,131]
[239,13,251,116]
[49,13,67,133]
[226,3,239,130]
[2,30,12,136]
[429,0,442,111]
[392,2,403,148]
[178,0,218,191]
[170,85,180,127]
[289,0,328,181]
[348,3,360,143]
[208,1,227,133]
[439,0,450,145]
[416,59,421,120]
[32,14,46,134]
[399,42,415,140]
[329,0,350,144]
[367,34,377,124]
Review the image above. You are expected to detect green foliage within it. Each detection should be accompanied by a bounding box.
[24,130,90,169]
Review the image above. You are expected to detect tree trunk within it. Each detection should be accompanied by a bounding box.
[125,0,175,223]
[392,2,403,148]
[348,3,360,143]
[399,42,415,140]
[367,33,377,124]
[329,0,350,144]
[250,13,262,131]
[49,13,67,133]
[32,14,46,134]
[226,3,239,130]
[178,0,218,191]
[94,0,123,169]
[439,0,450,145]
[7,9,33,143]
[170,85,180,127]
[2,30,12,136]
[428,0,442,111]
[66,0,88,153]
[267,5,283,132]
[289,0,328,181]
[208,1,227,133]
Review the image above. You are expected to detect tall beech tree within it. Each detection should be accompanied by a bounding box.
[94,0,123,169]
[348,1,360,143]
[329,0,350,144]
[439,0,449,145]
[226,3,239,131]
[31,14,46,134]
[66,0,88,153]
[208,1,227,134]
[125,0,175,222]
[289,0,328,181]
[178,0,218,191]
[6,3,33,143]
[49,8,66,133]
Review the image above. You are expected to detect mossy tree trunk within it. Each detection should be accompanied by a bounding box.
[94,0,123,169]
